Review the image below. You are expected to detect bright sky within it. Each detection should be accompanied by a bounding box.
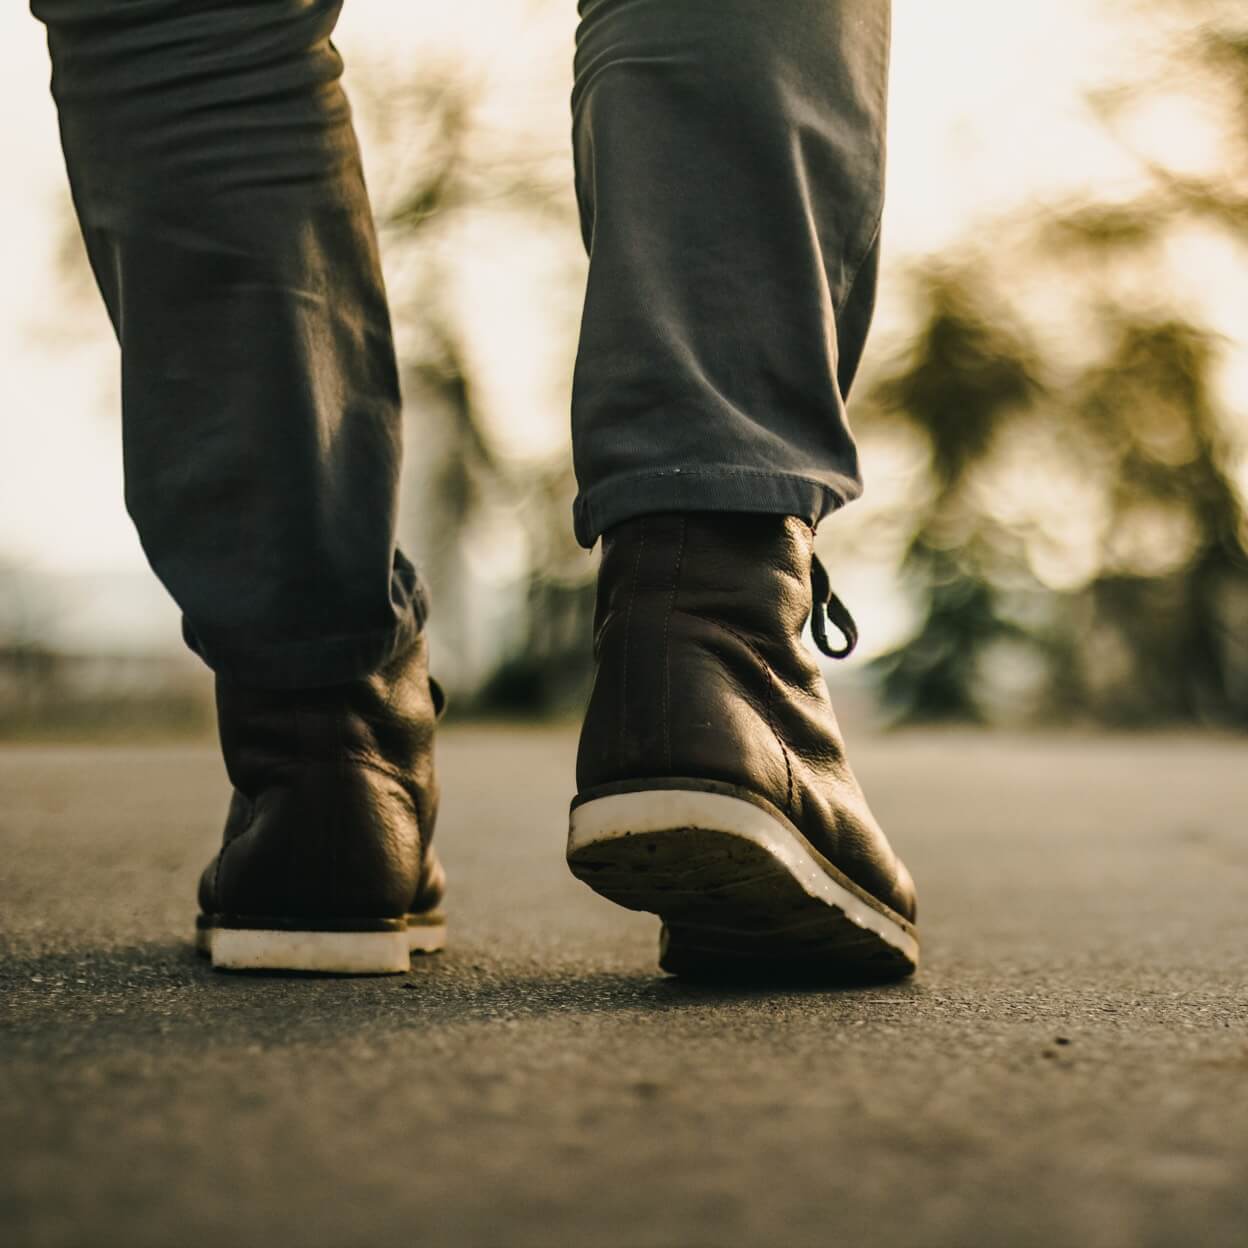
[0,0,1187,648]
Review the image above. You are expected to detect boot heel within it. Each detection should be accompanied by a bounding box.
[567,784,918,978]
[405,911,449,954]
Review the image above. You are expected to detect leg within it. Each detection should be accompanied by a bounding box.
[32,0,422,688]
[569,0,889,545]
[32,0,444,972]
[567,1,917,979]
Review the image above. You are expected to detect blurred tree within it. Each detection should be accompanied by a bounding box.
[868,0,1248,726]
[870,268,1046,721]
[1064,321,1248,722]
[342,62,595,711]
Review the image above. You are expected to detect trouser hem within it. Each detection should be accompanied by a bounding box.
[572,469,860,548]
[183,585,429,691]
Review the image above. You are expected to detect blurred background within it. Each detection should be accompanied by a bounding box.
[1,0,1245,740]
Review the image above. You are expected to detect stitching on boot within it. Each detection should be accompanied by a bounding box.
[661,516,687,772]
[620,517,646,759]
[717,620,795,819]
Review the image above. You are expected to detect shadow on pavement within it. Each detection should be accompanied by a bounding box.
[1,940,925,1057]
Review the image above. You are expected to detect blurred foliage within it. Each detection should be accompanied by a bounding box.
[350,67,595,713]
[15,2,1248,730]
[0,644,213,742]
[867,0,1248,726]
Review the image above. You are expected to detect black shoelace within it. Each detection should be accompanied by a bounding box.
[810,554,859,660]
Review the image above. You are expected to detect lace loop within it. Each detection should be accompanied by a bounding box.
[428,675,448,721]
[810,554,859,660]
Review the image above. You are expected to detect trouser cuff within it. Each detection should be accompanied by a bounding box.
[184,575,429,691]
[572,468,861,549]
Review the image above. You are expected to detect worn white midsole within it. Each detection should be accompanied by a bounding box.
[569,788,918,962]
[405,919,448,953]
[205,921,446,973]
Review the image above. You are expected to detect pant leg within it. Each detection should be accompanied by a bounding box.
[31,0,424,689]
[569,0,891,547]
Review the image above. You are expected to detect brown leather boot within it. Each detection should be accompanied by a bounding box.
[569,513,918,980]
[195,634,446,974]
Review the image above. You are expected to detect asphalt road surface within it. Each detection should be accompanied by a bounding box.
[3,726,1247,1247]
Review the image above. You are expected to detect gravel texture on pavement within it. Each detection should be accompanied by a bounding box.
[2,726,1247,1247]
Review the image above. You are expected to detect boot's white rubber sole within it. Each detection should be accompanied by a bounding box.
[196,914,447,974]
[568,786,918,978]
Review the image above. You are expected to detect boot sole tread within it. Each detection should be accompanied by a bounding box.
[567,785,918,980]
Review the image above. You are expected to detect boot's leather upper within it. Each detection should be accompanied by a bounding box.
[576,512,916,923]
[198,634,444,922]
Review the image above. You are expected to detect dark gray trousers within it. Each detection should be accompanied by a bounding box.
[31,0,890,689]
